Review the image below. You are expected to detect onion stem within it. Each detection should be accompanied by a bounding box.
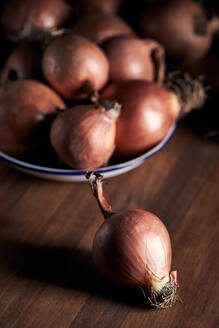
[86,171,114,219]
[81,81,99,104]
[101,100,121,118]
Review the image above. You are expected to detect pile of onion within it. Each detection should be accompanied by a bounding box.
[0,0,216,310]
[86,171,179,308]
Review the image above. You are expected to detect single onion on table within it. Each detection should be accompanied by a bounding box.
[86,172,179,308]
[101,73,207,158]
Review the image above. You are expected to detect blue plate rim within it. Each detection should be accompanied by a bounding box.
[0,124,176,175]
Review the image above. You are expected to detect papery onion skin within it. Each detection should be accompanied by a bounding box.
[71,13,135,44]
[140,0,215,67]
[0,80,65,156]
[93,209,172,289]
[0,42,43,84]
[50,102,120,169]
[1,0,72,42]
[101,35,165,83]
[101,80,180,157]
[87,172,178,308]
[42,34,109,100]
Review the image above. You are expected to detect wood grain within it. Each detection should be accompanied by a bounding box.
[0,123,218,328]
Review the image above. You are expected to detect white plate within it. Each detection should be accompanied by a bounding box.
[0,124,176,182]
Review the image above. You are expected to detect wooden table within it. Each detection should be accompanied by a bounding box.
[0,122,218,328]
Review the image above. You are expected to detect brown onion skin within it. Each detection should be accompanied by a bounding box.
[71,13,135,44]
[93,209,172,289]
[75,0,123,15]
[0,80,65,156]
[0,42,43,84]
[42,34,109,100]
[1,0,72,41]
[140,0,214,66]
[50,103,119,169]
[101,80,180,158]
[87,172,178,308]
[101,35,165,83]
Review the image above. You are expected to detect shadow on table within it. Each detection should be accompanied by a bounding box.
[2,241,151,310]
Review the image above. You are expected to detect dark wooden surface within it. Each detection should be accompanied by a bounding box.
[0,123,218,328]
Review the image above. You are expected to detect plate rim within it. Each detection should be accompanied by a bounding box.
[0,124,176,175]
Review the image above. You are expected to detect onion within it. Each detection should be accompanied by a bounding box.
[140,0,219,67]
[101,74,207,157]
[71,13,135,44]
[101,35,165,83]
[50,101,121,169]
[0,80,65,156]
[0,42,43,84]
[1,0,72,42]
[42,34,109,101]
[86,172,178,308]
